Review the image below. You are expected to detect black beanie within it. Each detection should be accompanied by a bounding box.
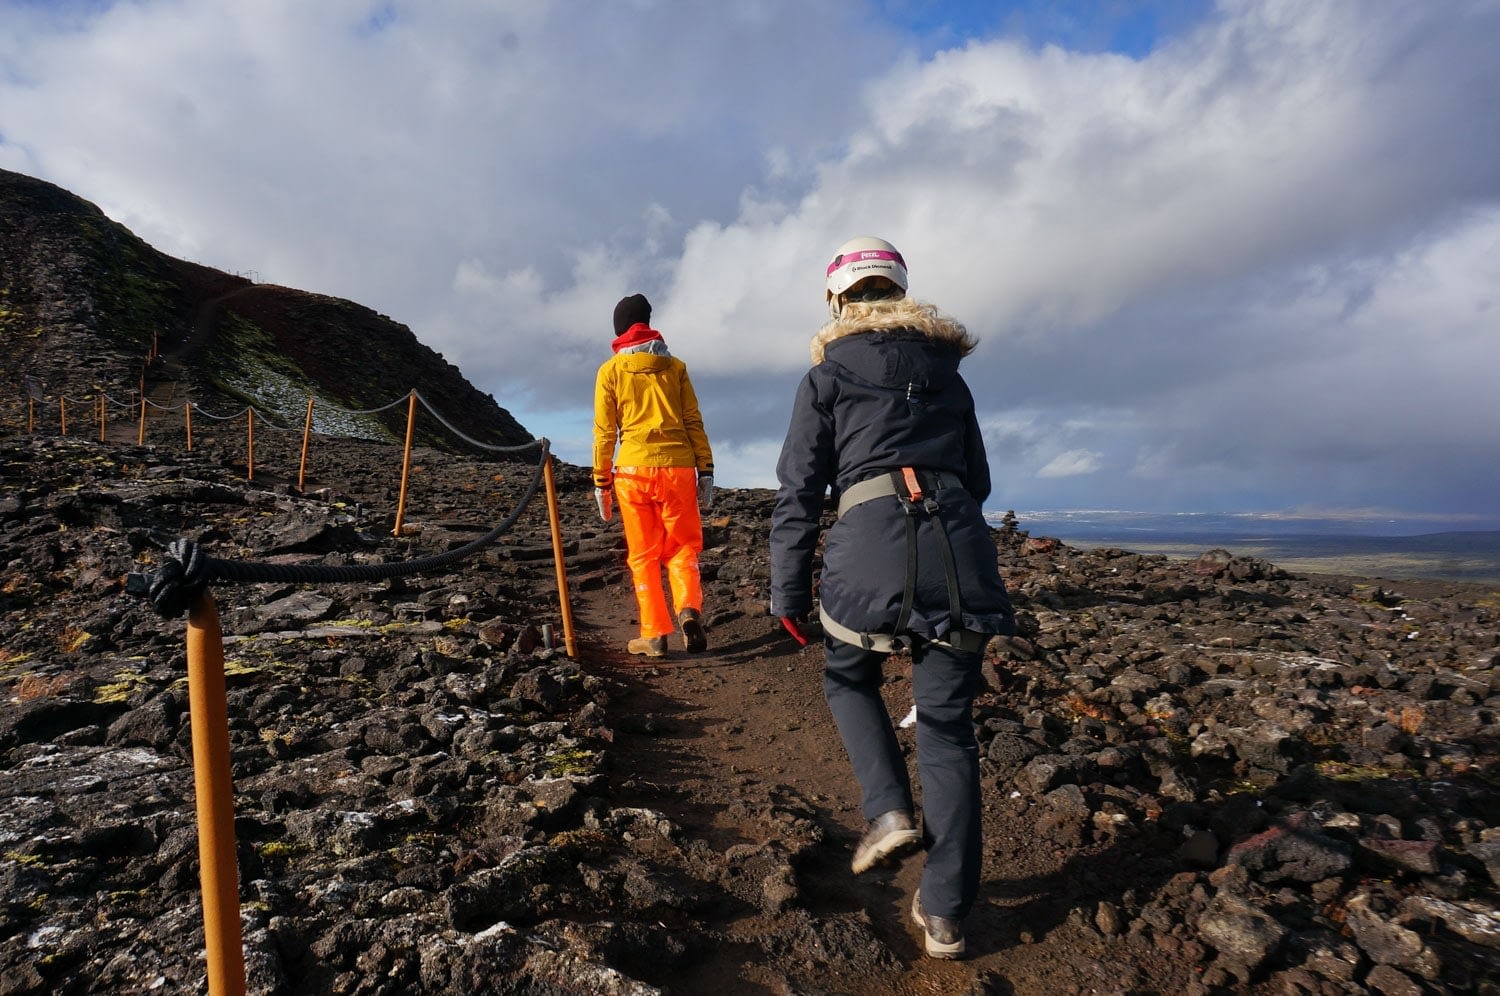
[613,294,652,336]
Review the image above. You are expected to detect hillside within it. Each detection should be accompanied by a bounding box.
[0,167,528,449]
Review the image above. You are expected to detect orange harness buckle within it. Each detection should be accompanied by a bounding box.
[900,467,923,502]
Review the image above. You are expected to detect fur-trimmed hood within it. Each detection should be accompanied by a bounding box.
[809,296,976,365]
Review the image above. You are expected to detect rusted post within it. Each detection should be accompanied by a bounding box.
[27,398,35,433]
[297,397,315,492]
[543,453,578,657]
[245,408,255,482]
[393,391,417,537]
[138,395,147,445]
[98,396,106,443]
[185,402,194,451]
[59,397,67,436]
[185,593,248,996]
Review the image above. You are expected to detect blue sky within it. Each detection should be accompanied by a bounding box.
[880,0,1209,57]
[2,1,1498,526]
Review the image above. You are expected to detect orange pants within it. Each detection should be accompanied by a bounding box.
[614,466,703,639]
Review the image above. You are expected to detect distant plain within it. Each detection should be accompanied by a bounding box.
[996,511,1500,585]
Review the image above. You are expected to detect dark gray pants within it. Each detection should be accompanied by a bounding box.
[822,636,982,921]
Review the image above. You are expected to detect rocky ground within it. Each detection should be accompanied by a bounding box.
[1,424,1498,995]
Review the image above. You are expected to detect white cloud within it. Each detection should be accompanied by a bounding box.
[1039,449,1104,478]
[3,0,1498,518]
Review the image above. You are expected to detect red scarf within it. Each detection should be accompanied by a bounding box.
[611,323,664,353]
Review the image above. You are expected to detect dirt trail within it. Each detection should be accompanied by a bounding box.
[569,562,1099,995]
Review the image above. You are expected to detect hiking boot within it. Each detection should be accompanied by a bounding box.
[850,809,920,874]
[678,608,708,653]
[911,890,965,959]
[627,636,667,658]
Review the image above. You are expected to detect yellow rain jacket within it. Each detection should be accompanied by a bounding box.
[592,349,713,487]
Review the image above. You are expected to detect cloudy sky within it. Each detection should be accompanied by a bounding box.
[3,0,1498,525]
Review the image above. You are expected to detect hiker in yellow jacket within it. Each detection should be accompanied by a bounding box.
[593,294,715,657]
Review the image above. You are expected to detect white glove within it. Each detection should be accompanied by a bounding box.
[696,474,714,511]
[594,487,613,522]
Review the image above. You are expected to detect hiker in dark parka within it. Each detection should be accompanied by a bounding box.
[769,236,1015,959]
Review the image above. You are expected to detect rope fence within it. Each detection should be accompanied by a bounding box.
[133,440,551,616]
[9,381,537,498]
[16,377,563,594]
[123,439,571,996]
[17,369,588,993]
[107,404,573,994]
[12,374,560,562]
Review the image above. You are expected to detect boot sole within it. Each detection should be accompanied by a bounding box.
[850,828,920,874]
[680,617,707,653]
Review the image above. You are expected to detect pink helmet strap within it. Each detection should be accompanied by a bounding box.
[827,248,906,277]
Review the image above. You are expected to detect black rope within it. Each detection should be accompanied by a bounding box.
[132,440,552,618]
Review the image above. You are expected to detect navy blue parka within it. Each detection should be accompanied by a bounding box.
[769,297,1015,644]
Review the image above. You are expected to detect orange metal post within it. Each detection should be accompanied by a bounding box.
[59,397,67,436]
[138,396,147,445]
[392,391,417,537]
[543,453,578,657]
[98,396,106,443]
[185,594,248,996]
[245,409,255,482]
[297,398,314,492]
[27,398,34,433]
[185,402,194,451]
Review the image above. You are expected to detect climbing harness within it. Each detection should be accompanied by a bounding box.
[821,467,989,654]
[835,468,961,518]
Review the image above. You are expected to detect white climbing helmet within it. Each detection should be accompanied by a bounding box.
[825,236,908,315]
